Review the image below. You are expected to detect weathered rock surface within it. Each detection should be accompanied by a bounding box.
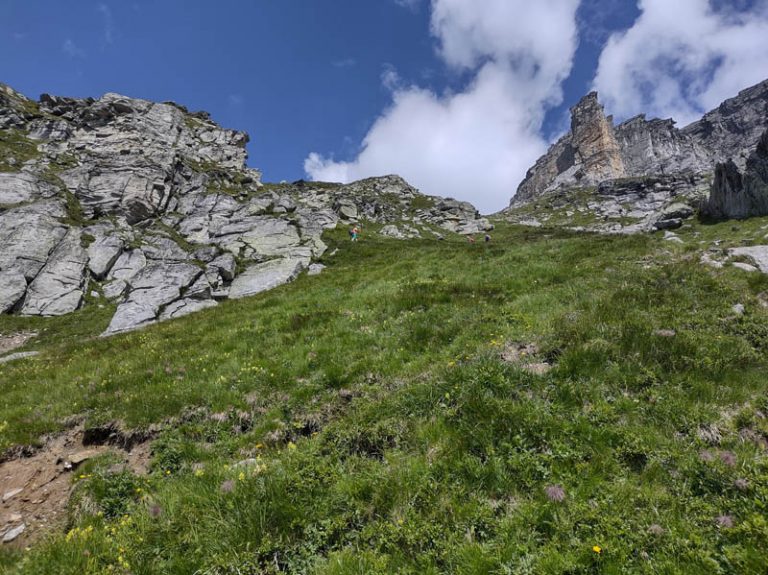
[508,78,768,232]
[0,84,492,334]
[104,263,202,334]
[569,93,625,185]
[0,270,27,313]
[229,258,304,300]
[729,246,768,274]
[506,174,709,234]
[21,229,88,316]
[0,351,40,365]
[702,129,768,220]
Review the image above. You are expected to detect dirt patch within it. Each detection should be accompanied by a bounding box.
[500,342,554,375]
[0,332,37,356]
[0,427,151,548]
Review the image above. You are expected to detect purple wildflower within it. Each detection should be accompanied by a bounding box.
[719,450,737,467]
[716,515,734,528]
[544,484,566,503]
[699,449,715,462]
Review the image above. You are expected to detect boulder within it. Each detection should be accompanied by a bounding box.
[729,246,768,274]
[229,258,305,299]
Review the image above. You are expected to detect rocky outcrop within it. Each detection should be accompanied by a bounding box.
[683,80,768,169]
[511,78,768,208]
[515,93,625,203]
[569,93,625,184]
[702,129,768,220]
[614,116,712,176]
[21,229,88,316]
[0,84,490,334]
[505,174,709,234]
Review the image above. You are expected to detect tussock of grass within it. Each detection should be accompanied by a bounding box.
[0,129,40,171]
[3,220,768,573]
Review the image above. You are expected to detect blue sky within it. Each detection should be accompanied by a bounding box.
[2,1,768,213]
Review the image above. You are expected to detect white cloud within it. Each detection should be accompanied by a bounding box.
[62,38,86,58]
[594,0,768,126]
[305,0,581,213]
[97,3,114,45]
[394,0,422,12]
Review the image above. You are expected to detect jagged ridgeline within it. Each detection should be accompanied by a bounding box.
[0,84,491,334]
[505,79,768,233]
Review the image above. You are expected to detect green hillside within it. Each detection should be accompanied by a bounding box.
[3,218,768,574]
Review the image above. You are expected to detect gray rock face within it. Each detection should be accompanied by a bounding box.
[1,85,491,334]
[683,80,768,168]
[615,116,712,176]
[159,298,217,320]
[87,234,123,279]
[21,229,88,316]
[511,78,768,209]
[0,269,27,313]
[0,172,50,204]
[104,263,202,334]
[0,201,68,281]
[229,258,304,299]
[702,129,768,220]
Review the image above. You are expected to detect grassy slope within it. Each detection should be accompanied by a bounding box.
[2,220,768,574]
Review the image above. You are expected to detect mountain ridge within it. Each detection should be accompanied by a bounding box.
[511,78,768,207]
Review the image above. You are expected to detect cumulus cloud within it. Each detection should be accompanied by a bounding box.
[594,0,768,126]
[305,0,581,213]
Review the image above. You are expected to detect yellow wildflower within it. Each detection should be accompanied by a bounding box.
[593,545,602,554]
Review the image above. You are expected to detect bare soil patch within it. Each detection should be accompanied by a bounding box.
[1,427,150,548]
[0,332,37,356]
[500,342,554,375]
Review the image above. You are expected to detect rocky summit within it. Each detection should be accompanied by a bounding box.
[0,84,491,334]
[506,78,768,233]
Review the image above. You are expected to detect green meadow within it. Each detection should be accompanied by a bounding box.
[2,218,768,574]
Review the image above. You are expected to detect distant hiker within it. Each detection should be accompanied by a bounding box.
[484,234,491,243]
[350,226,360,242]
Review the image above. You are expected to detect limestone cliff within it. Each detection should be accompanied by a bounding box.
[511,78,768,207]
[514,93,625,204]
[0,84,491,334]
